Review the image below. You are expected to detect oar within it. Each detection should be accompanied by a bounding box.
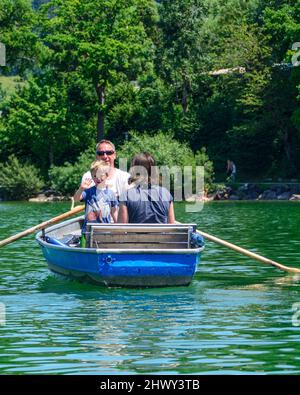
[0,204,85,248]
[195,228,300,274]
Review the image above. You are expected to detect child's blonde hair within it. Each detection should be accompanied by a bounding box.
[90,160,110,176]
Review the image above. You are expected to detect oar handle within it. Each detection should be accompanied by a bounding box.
[196,228,300,274]
[0,205,85,248]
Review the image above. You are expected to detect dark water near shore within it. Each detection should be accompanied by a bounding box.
[1,201,300,374]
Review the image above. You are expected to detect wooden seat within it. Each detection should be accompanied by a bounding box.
[86,223,196,249]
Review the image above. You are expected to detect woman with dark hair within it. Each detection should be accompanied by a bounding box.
[117,152,175,223]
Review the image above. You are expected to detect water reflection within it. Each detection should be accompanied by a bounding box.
[1,201,300,374]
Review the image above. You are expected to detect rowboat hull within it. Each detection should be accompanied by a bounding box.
[40,247,201,287]
[36,217,204,288]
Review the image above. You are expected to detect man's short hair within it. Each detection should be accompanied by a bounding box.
[96,139,116,152]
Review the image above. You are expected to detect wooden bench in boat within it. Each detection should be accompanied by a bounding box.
[86,223,197,250]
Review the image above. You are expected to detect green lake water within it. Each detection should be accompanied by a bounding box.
[1,201,300,375]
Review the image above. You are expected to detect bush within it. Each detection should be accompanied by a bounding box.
[118,131,195,168]
[48,132,215,196]
[195,147,215,192]
[49,146,95,195]
[118,131,215,193]
[0,155,44,200]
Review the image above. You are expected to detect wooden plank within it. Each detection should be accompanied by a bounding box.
[92,242,188,249]
[89,226,191,233]
[87,223,196,228]
[90,233,188,244]
[87,224,194,249]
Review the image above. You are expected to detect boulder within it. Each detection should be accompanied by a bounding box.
[242,191,260,200]
[185,194,196,202]
[237,183,262,200]
[290,194,300,201]
[290,185,300,194]
[277,191,292,200]
[258,190,277,200]
[44,189,62,197]
[229,194,240,200]
[28,194,68,202]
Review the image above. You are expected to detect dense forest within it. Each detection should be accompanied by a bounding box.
[1,0,300,197]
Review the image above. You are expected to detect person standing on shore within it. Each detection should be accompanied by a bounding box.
[81,139,130,200]
[226,159,237,181]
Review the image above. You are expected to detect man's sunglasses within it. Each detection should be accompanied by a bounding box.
[96,150,115,156]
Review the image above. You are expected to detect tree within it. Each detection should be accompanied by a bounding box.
[39,0,158,141]
[156,0,209,114]
[262,0,300,174]
[0,155,44,200]
[0,71,96,173]
[183,0,273,175]
[117,131,214,193]
[0,0,41,76]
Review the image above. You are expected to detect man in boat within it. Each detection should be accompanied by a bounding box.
[81,139,130,200]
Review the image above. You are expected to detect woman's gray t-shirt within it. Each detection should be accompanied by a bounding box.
[119,185,173,223]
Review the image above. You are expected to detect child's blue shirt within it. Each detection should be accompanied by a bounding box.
[81,186,118,234]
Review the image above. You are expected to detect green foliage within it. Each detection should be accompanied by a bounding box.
[105,74,172,142]
[195,147,215,187]
[156,0,210,114]
[0,76,25,96]
[118,131,215,191]
[118,131,194,168]
[49,146,95,195]
[0,155,44,200]
[2,0,300,191]
[0,0,42,75]
[0,72,96,172]
[39,0,158,140]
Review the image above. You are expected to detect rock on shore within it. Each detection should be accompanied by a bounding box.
[211,183,300,201]
[28,190,69,202]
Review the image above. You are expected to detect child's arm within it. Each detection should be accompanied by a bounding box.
[109,190,119,223]
[74,179,93,202]
[111,206,118,223]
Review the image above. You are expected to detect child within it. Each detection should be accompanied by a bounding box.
[74,160,118,236]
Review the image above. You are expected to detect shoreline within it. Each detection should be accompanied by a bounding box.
[1,182,300,202]
[187,182,300,202]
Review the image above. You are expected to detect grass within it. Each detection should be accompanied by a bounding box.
[0,75,25,96]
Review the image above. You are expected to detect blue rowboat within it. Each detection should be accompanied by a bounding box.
[35,217,204,287]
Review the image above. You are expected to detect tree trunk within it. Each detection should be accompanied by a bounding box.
[283,128,295,175]
[96,84,105,142]
[49,143,54,167]
[181,81,189,113]
[283,129,291,163]
[181,74,190,113]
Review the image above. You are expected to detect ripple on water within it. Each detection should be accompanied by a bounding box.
[1,201,300,374]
